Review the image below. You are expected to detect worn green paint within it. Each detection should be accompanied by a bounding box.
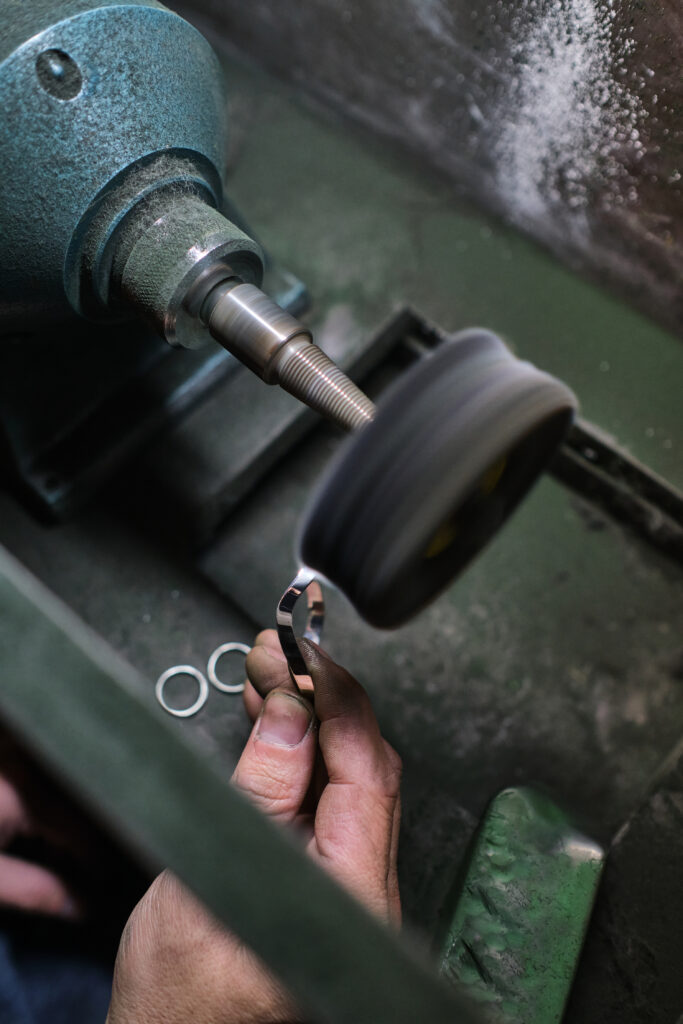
[437,788,603,1023]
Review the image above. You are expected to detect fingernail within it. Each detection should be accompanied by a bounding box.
[257,692,313,747]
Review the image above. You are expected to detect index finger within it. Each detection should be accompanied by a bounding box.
[244,630,296,721]
[300,640,401,798]
[299,640,402,923]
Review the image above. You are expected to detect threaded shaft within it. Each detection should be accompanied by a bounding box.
[203,278,376,432]
[272,338,375,432]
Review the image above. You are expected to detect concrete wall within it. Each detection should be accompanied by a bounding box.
[180,0,682,337]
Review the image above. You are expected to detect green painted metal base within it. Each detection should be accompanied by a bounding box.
[438,787,604,1024]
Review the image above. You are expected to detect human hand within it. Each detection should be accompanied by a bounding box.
[0,725,90,920]
[0,725,146,928]
[107,631,402,1024]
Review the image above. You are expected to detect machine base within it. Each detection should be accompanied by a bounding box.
[0,255,308,519]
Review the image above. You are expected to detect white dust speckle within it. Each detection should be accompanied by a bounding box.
[415,0,449,38]
[493,0,645,237]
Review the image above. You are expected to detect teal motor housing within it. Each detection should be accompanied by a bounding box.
[0,0,263,339]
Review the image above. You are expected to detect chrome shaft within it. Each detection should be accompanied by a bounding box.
[202,279,375,432]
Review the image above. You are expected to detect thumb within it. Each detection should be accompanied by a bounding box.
[231,689,316,823]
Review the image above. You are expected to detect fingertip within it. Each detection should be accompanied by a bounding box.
[246,644,288,678]
[297,638,334,676]
[0,853,81,920]
[298,640,365,713]
[59,895,82,921]
[253,629,275,646]
[253,630,287,660]
[246,645,292,699]
[0,777,30,837]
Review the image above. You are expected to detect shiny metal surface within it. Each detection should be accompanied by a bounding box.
[204,280,311,375]
[206,279,376,431]
[206,641,251,694]
[272,336,375,432]
[155,663,209,717]
[118,198,263,350]
[276,567,325,695]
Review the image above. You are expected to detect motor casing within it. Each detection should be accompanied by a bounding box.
[0,0,257,333]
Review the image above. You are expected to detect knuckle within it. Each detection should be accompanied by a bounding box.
[244,649,262,677]
[383,741,403,777]
[375,763,401,801]
[365,745,402,799]
[233,760,301,817]
[121,871,216,968]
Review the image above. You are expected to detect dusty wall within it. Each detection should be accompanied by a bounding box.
[178,0,682,337]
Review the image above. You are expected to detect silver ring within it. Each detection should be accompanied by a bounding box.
[155,665,209,718]
[207,642,251,694]
[276,567,325,695]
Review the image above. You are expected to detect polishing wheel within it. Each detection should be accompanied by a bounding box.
[298,330,577,628]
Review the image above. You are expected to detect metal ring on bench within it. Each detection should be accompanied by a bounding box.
[276,567,325,695]
[207,642,251,694]
[155,664,209,718]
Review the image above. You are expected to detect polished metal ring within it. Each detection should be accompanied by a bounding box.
[155,665,209,718]
[207,642,251,694]
[276,567,325,695]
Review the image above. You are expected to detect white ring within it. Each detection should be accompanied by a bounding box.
[155,665,209,718]
[207,642,251,694]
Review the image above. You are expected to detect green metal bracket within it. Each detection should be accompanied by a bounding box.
[438,787,604,1024]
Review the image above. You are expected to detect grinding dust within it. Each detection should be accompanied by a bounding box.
[493,0,645,236]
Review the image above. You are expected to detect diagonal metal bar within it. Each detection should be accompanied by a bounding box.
[0,546,477,1024]
[551,419,683,563]
[400,310,683,565]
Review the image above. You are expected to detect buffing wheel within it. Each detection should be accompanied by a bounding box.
[298,330,577,628]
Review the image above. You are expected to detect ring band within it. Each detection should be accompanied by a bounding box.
[207,642,251,694]
[276,567,325,695]
[155,665,209,718]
